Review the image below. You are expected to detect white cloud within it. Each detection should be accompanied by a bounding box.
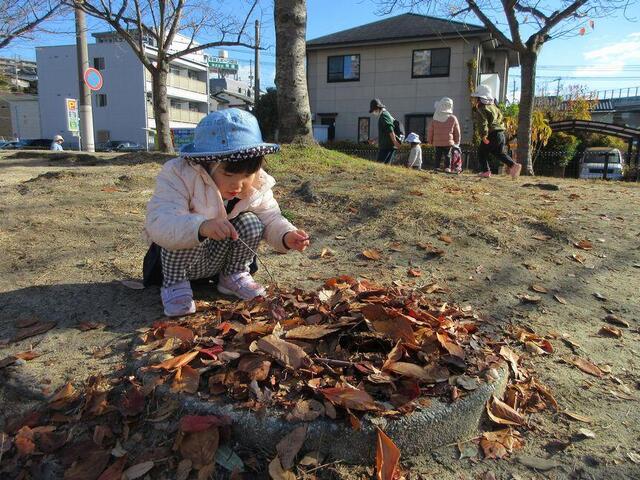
[573,32,640,78]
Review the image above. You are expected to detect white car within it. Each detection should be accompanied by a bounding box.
[579,147,624,180]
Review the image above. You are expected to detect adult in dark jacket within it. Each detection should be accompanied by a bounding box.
[369,98,401,164]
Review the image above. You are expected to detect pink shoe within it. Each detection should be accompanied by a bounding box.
[510,163,522,179]
[478,171,492,178]
[161,280,196,317]
[217,271,266,300]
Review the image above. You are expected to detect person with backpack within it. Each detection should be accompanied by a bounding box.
[470,85,521,178]
[427,97,460,171]
[369,98,402,164]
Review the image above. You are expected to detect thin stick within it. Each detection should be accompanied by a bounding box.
[235,236,277,287]
[312,357,355,368]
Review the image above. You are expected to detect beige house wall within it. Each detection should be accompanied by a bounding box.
[307,38,507,144]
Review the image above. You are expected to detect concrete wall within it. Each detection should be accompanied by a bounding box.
[37,42,148,148]
[0,95,40,140]
[307,39,480,143]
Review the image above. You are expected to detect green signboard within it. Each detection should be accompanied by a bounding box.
[65,98,79,133]
[208,57,239,72]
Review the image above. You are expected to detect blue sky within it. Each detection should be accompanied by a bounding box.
[4,0,640,100]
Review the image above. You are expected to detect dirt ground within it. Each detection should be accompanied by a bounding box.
[0,148,639,479]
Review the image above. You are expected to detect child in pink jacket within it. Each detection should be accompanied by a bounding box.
[144,109,309,316]
[427,97,461,171]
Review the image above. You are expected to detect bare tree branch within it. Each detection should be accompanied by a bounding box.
[0,0,61,50]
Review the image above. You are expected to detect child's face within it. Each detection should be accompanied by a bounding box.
[211,164,254,200]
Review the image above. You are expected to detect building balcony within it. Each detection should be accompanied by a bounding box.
[145,70,207,94]
[147,106,206,124]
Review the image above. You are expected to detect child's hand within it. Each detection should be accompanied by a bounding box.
[482,137,490,144]
[284,230,310,252]
[199,218,238,241]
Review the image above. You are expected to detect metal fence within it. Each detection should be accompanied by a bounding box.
[323,145,639,181]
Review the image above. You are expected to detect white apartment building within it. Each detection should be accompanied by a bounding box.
[36,32,209,149]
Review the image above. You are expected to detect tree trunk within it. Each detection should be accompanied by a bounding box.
[274,0,314,144]
[151,63,174,153]
[517,49,538,175]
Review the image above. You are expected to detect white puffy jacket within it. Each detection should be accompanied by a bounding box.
[144,157,296,253]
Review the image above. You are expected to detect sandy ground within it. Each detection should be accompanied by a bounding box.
[0,148,639,479]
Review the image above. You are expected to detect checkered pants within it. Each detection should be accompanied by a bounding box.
[161,212,264,288]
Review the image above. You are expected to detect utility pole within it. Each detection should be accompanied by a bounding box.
[254,19,260,105]
[74,3,95,152]
[511,79,517,103]
[554,77,562,97]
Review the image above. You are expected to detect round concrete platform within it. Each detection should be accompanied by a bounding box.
[154,364,508,464]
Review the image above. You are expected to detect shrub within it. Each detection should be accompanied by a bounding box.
[542,132,580,167]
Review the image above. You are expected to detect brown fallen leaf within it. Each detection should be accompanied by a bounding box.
[237,354,272,381]
[320,386,381,412]
[64,448,111,480]
[277,425,307,470]
[122,461,154,479]
[553,294,567,305]
[388,242,404,252]
[438,234,453,244]
[319,247,334,258]
[376,428,400,480]
[437,332,465,359]
[499,346,524,381]
[417,242,446,256]
[599,325,622,338]
[385,361,449,383]
[486,396,525,426]
[570,357,604,377]
[285,324,341,340]
[48,382,78,410]
[519,294,542,304]
[530,284,548,294]
[164,325,195,343]
[574,239,593,250]
[571,253,586,264]
[604,314,629,328]
[407,268,422,277]
[150,350,199,371]
[179,415,231,433]
[480,428,524,459]
[563,411,592,423]
[525,341,547,355]
[12,321,57,342]
[532,234,551,241]
[119,385,145,417]
[593,292,607,301]
[180,428,219,470]
[256,334,310,369]
[285,399,325,422]
[268,457,296,480]
[362,248,382,260]
[171,365,200,394]
[96,456,127,480]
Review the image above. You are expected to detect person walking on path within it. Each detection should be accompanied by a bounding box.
[50,135,64,151]
[471,85,521,178]
[405,132,422,169]
[427,97,460,171]
[369,98,401,164]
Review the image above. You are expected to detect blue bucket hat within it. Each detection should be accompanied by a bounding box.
[180,108,279,162]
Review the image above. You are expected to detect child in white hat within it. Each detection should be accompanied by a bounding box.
[405,132,422,169]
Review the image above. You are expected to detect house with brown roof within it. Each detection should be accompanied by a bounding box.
[306,13,518,144]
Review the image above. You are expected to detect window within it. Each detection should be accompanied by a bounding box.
[412,48,450,78]
[327,54,360,82]
[188,70,199,80]
[93,57,105,70]
[358,117,370,143]
[96,94,107,107]
[405,114,431,142]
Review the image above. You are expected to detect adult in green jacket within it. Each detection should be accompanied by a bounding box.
[471,85,521,178]
[369,98,401,164]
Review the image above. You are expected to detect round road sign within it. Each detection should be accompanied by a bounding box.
[83,67,103,91]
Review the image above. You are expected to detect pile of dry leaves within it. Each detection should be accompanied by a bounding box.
[0,277,561,479]
[135,275,499,420]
